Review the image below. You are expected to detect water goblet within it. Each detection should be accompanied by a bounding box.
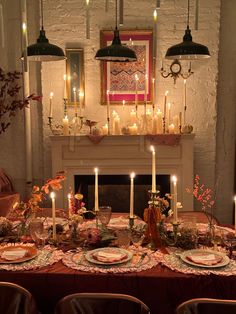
[97,206,112,228]
[116,228,131,249]
[131,228,145,253]
[29,218,43,246]
[35,226,51,248]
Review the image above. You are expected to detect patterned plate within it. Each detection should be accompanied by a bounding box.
[0,245,38,264]
[85,247,133,265]
[180,249,229,268]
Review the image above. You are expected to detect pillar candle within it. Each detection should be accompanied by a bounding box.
[94,168,99,211]
[102,123,108,135]
[50,192,56,241]
[113,115,121,135]
[129,172,135,218]
[234,196,236,236]
[62,115,69,135]
[49,92,54,118]
[168,123,175,134]
[130,123,138,135]
[130,109,136,124]
[173,115,179,134]
[63,74,67,99]
[150,146,156,192]
[171,176,178,222]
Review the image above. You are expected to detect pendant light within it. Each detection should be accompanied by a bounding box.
[26,0,65,62]
[165,0,210,60]
[95,0,137,62]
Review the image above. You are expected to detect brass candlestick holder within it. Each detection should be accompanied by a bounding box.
[129,217,134,229]
[158,220,181,247]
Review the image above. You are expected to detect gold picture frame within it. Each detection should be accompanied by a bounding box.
[66,48,85,107]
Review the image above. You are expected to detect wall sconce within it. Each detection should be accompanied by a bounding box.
[160,59,193,84]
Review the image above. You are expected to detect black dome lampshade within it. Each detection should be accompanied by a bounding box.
[24,0,66,62]
[165,0,210,60]
[95,0,137,62]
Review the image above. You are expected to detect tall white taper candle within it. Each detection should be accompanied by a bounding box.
[50,192,56,241]
[150,146,156,192]
[94,168,99,211]
[130,172,135,218]
[172,176,178,222]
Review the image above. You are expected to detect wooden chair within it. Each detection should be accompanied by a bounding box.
[55,292,150,314]
[176,298,236,314]
[177,211,219,225]
[0,281,38,314]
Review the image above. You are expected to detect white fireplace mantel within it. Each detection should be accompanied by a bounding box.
[50,134,194,211]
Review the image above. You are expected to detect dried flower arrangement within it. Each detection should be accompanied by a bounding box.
[0,67,41,134]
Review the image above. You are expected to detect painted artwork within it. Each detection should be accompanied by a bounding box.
[100,30,153,105]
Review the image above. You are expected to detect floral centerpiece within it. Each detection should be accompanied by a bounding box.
[10,172,65,238]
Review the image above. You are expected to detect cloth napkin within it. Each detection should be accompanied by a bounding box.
[94,250,127,263]
[1,248,27,261]
[186,253,223,266]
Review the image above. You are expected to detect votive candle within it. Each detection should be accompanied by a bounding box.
[130,172,135,218]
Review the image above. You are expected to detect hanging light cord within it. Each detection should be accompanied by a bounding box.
[115,0,118,30]
[41,0,44,30]
[187,0,190,27]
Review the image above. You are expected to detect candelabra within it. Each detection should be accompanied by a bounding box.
[160,60,193,84]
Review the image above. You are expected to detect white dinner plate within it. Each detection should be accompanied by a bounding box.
[85,247,133,266]
[180,249,230,268]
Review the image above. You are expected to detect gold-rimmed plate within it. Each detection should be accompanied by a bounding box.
[180,249,229,268]
[0,245,38,264]
[85,247,133,266]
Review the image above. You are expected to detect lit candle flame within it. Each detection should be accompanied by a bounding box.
[50,192,55,199]
[94,167,98,174]
[50,92,54,99]
[150,145,155,153]
[22,22,27,32]
[153,9,157,21]
[171,175,177,184]
[130,172,135,179]
[63,74,67,81]
[165,90,169,96]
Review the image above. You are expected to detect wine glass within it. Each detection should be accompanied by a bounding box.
[131,228,145,253]
[35,226,51,248]
[97,206,112,228]
[29,218,44,246]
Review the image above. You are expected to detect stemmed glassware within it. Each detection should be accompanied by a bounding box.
[97,206,112,228]
[131,226,146,253]
[29,219,44,246]
[34,221,51,248]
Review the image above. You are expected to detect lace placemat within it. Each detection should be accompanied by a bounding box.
[62,246,158,273]
[154,250,236,276]
[0,243,64,271]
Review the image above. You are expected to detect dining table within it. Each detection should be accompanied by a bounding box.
[0,218,236,314]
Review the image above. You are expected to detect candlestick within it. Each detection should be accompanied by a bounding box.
[79,90,82,116]
[49,92,54,118]
[86,0,90,39]
[50,192,56,241]
[67,193,72,218]
[106,90,110,134]
[234,196,236,236]
[167,102,171,129]
[150,146,156,192]
[73,87,77,115]
[63,74,67,99]
[122,99,125,110]
[163,90,168,133]
[183,79,187,125]
[62,115,69,135]
[130,172,135,218]
[171,176,178,222]
[94,167,99,212]
[135,74,139,114]
[152,78,155,114]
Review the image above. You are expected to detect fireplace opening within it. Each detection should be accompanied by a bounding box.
[74,174,170,218]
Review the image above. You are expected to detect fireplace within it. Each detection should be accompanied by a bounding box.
[50,134,194,211]
[74,174,170,218]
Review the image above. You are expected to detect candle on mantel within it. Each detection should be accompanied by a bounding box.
[49,92,54,118]
[234,196,236,236]
[130,123,138,135]
[150,146,156,192]
[167,102,171,128]
[130,109,136,124]
[63,74,67,99]
[129,172,135,218]
[94,168,99,212]
[50,192,56,241]
[73,87,77,115]
[113,115,121,135]
[163,91,168,133]
[102,123,108,135]
[168,123,175,134]
[106,90,110,133]
[144,74,148,104]
[183,79,187,125]
[67,193,72,218]
[135,74,139,109]
[156,109,163,133]
[62,115,69,135]
[171,175,178,222]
